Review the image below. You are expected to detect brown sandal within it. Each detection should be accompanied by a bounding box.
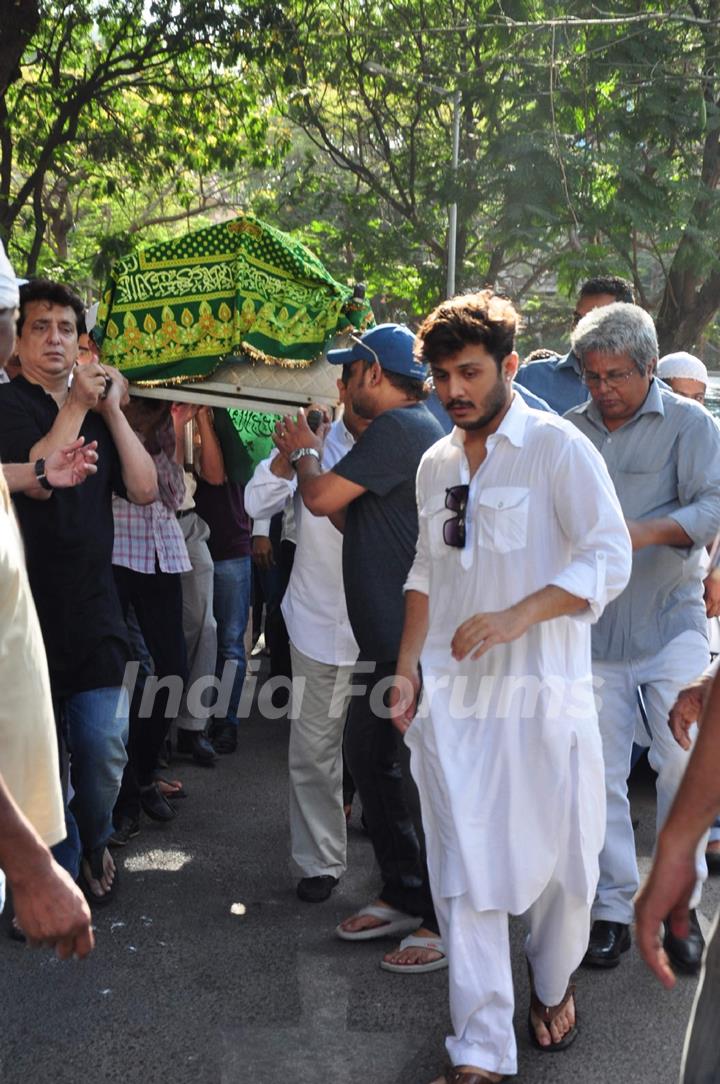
[444,1068,506,1083]
[527,960,578,1052]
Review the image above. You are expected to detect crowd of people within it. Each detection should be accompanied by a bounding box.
[1,241,720,1083]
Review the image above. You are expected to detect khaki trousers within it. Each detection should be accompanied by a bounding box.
[288,642,354,879]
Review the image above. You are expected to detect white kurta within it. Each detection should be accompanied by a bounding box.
[404,394,632,915]
[245,419,358,667]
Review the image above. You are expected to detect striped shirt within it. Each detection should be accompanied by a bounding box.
[112,419,191,575]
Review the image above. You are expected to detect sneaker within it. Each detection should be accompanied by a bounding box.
[108,816,141,848]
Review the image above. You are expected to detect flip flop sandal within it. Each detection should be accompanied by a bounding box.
[335,903,423,941]
[443,1069,507,1084]
[154,776,187,800]
[380,933,448,973]
[79,846,119,907]
[527,959,578,1052]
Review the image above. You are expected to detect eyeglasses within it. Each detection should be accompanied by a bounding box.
[443,484,469,548]
[581,366,638,389]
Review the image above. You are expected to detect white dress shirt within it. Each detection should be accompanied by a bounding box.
[404,394,632,914]
[245,419,358,667]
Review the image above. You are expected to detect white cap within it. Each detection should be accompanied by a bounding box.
[658,351,709,387]
[0,240,19,310]
[85,301,99,332]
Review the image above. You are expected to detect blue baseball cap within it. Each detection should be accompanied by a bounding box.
[327,323,427,382]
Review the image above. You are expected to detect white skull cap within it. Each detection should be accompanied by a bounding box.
[0,240,19,310]
[657,351,709,387]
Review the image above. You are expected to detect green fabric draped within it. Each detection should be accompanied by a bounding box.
[225,407,281,483]
[93,213,374,385]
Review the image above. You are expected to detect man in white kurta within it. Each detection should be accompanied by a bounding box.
[390,290,632,1083]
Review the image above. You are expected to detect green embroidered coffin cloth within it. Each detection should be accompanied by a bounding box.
[93,213,374,384]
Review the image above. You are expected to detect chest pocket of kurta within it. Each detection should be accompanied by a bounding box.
[420,492,453,558]
[475,486,530,554]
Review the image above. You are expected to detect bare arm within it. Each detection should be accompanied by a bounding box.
[2,439,98,499]
[272,410,366,516]
[97,370,157,504]
[452,585,588,661]
[294,455,366,516]
[28,362,107,460]
[3,462,50,498]
[626,517,693,551]
[389,590,430,735]
[0,771,94,959]
[636,670,720,988]
[195,407,225,485]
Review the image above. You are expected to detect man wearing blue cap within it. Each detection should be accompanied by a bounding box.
[274,322,446,973]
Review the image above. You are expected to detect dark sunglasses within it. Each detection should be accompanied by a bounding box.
[443,484,469,548]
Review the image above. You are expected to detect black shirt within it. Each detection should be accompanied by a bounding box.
[0,376,130,695]
[333,403,444,662]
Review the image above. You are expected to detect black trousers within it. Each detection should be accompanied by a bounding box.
[113,566,188,818]
[343,660,438,931]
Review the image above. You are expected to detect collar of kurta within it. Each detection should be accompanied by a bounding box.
[450,391,530,450]
[580,375,665,431]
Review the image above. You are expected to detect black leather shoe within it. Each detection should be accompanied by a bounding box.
[582,920,631,968]
[139,783,176,822]
[296,876,338,902]
[211,722,238,755]
[176,728,217,766]
[663,909,705,975]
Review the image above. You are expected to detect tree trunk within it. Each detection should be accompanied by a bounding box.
[0,0,40,98]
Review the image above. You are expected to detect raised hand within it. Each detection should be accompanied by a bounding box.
[44,438,98,489]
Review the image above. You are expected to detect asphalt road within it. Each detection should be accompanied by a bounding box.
[2,671,717,1084]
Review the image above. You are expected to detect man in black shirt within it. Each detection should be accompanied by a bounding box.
[0,280,157,905]
[274,323,445,973]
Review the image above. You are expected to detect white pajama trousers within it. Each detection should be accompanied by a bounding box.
[593,630,709,924]
[288,643,354,879]
[435,881,591,1076]
[419,732,593,1077]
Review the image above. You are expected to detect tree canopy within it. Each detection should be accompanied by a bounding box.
[6,1,720,355]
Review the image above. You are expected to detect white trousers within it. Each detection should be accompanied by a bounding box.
[288,643,354,879]
[435,863,591,1075]
[593,630,709,923]
[426,736,592,1076]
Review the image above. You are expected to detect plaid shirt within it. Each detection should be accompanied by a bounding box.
[112,419,191,575]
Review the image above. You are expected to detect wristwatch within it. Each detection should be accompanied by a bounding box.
[288,447,321,468]
[34,458,53,491]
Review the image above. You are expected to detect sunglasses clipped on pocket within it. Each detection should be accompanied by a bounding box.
[443,484,469,548]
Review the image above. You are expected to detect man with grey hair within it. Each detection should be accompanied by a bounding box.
[566,302,720,974]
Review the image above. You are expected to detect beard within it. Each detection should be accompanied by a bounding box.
[350,369,376,419]
[350,392,374,419]
[449,377,509,431]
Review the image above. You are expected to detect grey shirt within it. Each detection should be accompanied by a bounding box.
[333,402,444,662]
[566,380,720,661]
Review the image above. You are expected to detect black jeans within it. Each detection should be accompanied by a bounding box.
[114,566,188,818]
[343,660,438,931]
